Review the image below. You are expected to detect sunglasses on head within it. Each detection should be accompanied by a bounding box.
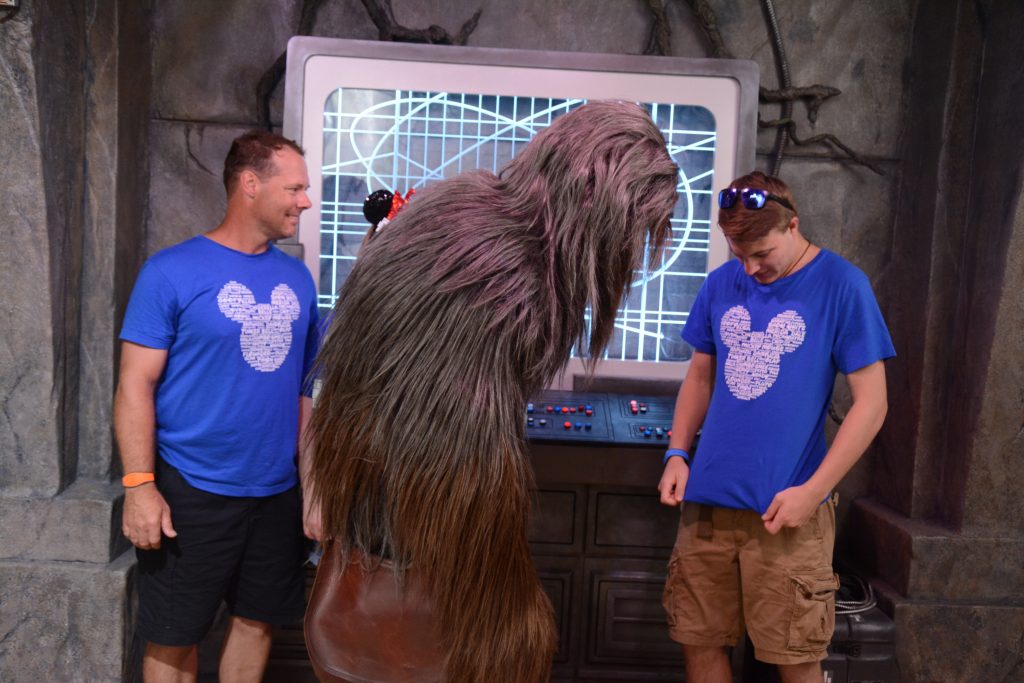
[718,187,795,212]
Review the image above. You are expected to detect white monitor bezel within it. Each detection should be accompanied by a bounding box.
[283,37,758,387]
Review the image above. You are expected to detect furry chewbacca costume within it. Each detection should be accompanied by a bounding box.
[309,101,679,683]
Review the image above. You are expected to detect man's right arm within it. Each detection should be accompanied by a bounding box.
[114,341,176,550]
[658,350,714,506]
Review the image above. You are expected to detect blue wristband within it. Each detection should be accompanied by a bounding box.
[664,448,690,465]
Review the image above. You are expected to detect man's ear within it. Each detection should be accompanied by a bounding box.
[788,215,800,233]
[240,169,260,198]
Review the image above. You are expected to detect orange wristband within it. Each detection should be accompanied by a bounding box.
[122,472,155,488]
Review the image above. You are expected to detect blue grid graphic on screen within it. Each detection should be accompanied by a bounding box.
[320,89,716,363]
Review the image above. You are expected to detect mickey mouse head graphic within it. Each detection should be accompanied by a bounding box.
[720,305,806,400]
[217,281,300,372]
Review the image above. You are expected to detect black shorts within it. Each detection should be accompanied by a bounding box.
[135,459,306,647]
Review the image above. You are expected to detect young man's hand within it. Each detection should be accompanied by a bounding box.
[658,457,690,506]
[761,484,822,534]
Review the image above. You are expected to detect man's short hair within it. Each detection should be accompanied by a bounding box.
[223,130,305,196]
[718,171,798,243]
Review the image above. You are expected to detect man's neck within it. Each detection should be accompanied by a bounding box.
[206,217,271,255]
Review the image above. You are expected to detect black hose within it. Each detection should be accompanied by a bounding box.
[762,0,792,175]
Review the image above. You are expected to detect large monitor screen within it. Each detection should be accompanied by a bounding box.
[284,38,758,385]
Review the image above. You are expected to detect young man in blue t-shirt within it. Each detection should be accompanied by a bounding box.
[658,172,894,683]
[114,131,321,682]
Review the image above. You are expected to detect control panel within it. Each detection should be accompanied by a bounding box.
[525,390,675,448]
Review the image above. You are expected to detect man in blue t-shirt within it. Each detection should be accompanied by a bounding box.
[658,171,894,683]
[114,131,321,682]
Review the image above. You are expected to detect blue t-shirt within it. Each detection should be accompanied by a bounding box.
[681,249,895,513]
[120,236,320,497]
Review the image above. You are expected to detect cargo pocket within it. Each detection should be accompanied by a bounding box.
[786,569,840,652]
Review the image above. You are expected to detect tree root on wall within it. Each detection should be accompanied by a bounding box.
[256,0,328,129]
[360,0,481,45]
[643,0,883,176]
[256,0,482,130]
[644,0,673,56]
[759,115,884,176]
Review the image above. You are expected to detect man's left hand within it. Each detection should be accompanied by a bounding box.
[761,484,822,535]
[303,496,323,541]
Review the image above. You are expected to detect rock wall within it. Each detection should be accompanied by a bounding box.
[852,1,1024,680]
[0,0,80,498]
[0,0,148,680]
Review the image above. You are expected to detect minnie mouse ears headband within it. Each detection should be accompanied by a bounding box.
[362,188,415,236]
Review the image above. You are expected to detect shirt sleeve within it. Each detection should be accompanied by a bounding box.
[681,277,717,355]
[119,260,178,350]
[833,271,896,374]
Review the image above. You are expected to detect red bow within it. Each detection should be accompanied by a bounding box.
[386,188,415,221]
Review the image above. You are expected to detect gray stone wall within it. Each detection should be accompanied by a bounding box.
[850,1,1024,680]
[3,0,1023,681]
[0,0,148,681]
[78,0,152,482]
[0,0,74,498]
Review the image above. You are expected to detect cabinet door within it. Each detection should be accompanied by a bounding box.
[533,554,583,678]
[579,557,685,681]
[530,485,586,555]
[587,487,681,559]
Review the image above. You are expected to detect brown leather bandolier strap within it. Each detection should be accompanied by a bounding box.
[697,504,714,540]
[305,540,445,683]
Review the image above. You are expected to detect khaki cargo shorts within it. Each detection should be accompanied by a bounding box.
[661,496,840,665]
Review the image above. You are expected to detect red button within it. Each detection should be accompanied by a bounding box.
[563,421,572,429]
[561,407,570,414]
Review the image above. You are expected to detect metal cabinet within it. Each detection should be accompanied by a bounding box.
[529,443,685,682]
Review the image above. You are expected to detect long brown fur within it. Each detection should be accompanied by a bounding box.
[310,101,679,682]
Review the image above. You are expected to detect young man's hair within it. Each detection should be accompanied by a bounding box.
[223,130,305,196]
[718,170,798,243]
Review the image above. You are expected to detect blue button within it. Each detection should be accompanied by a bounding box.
[574,422,582,430]
[585,423,592,430]
[527,403,534,414]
